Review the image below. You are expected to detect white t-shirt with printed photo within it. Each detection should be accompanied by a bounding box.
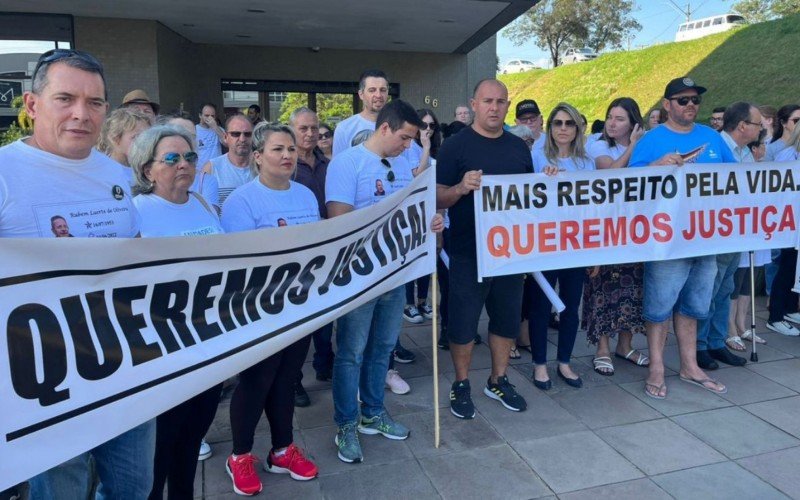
[0,140,140,238]
[326,143,414,211]
[133,192,223,237]
[332,114,376,156]
[221,178,320,232]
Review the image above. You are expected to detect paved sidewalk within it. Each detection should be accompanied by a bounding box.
[195,297,800,499]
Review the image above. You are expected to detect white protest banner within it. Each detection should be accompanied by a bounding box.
[475,162,799,278]
[0,169,436,490]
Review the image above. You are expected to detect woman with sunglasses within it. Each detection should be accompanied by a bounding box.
[583,97,649,376]
[127,125,224,499]
[220,122,319,496]
[527,102,593,389]
[318,123,334,160]
[764,104,800,162]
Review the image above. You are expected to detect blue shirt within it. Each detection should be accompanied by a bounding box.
[630,123,736,167]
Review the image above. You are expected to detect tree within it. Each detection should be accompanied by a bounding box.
[771,0,800,17]
[277,93,354,124]
[503,0,641,68]
[730,0,773,23]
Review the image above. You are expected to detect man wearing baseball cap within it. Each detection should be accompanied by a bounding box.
[121,89,159,121]
[515,99,544,150]
[629,76,735,400]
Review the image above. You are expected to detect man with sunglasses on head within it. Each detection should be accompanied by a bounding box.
[332,69,389,156]
[0,49,148,499]
[202,113,255,206]
[326,99,444,464]
[630,76,736,401]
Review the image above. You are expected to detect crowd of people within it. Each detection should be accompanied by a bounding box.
[1,48,798,499]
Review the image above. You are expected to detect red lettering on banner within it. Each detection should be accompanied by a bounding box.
[487,226,511,258]
[653,213,673,242]
[718,208,733,236]
[583,218,601,249]
[762,205,778,237]
[561,220,580,250]
[631,215,650,244]
[514,224,534,255]
[604,217,627,246]
[539,222,557,252]
[779,205,796,231]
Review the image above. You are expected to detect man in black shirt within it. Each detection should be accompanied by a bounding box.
[436,79,533,419]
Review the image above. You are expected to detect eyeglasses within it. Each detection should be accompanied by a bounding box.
[154,151,199,166]
[669,95,702,106]
[419,122,436,131]
[552,119,577,128]
[228,131,253,138]
[380,158,396,183]
[319,132,333,139]
[744,120,762,127]
[32,49,104,87]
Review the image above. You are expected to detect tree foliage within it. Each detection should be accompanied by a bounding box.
[0,96,31,147]
[277,93,354,124]
[730,0,800,22]
[503,0,641,67]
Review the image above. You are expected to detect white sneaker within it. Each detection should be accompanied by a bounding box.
[766,321,800,337]
[198,439,212,461]
[385,369,410,395]
[784,313,800,325]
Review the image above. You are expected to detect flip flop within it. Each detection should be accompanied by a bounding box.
[509,346,521,360]
[516,344,532,353]
[593,356,614,376]
[725,336,746,352]
[644,382,666,400]
[742,329,766,344]
[615,349,650,367]
[679,375,727,394]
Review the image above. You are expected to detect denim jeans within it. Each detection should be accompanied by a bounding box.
[333,286,404,426]
[643,256,717,322]
[765,248,781,295]
[29,419,156,500]
[697,253,739,351]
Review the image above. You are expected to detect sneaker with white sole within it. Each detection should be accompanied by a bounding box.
[419,304,434,320]
[767,321,800,336]
[385,369,410,394]
[198,439,212,461]
[358,411,409,440]
[784,312,800,325]
[403,305,424,324]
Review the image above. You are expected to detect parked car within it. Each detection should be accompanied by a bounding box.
[501,59,537,74]
[561,48,598,64]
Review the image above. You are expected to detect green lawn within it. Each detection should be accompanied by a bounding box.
[500,14,800,124]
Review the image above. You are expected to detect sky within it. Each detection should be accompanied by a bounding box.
[497,0,732,67]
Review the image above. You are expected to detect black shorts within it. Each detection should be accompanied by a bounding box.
[447,254,524,344]
[731,265,761,299]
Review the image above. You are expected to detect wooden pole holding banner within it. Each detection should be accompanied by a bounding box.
[431,270,440,448]
[749,251,758,362]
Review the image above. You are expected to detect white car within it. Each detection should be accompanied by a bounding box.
[501,59,537,74]
[561,48,598,65]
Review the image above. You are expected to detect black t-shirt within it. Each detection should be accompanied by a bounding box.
[436,126,533,258]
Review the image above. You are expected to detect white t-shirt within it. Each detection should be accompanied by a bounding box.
[332,114,376,156]
[221,179,320,232]
[739,250,771,268]
[585,132,603,149]
[326,144,414,210]
[0,140,139,238]
[775,146,799,163]
[765,139,788,163]
[588,139,626,162]
[532,149,595,173]
[133,192,222,237]
[208,154,256,207]
[196,124,222,168]
[191,171,221,209]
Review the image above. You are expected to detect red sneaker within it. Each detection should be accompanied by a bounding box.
[265,443,318,481]
[226,453,263,496]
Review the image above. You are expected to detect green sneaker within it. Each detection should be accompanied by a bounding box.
[334,422,363,463]
[358,411,410,440]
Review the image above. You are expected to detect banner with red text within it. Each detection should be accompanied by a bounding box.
[475,162,799,278]
[0,169,436,490]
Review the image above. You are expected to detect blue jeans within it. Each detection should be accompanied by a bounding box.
[643,256,717,322]
[333,286,404,426]
[697,253,739,351]
[765,248,781,295]
[29,419,156,500]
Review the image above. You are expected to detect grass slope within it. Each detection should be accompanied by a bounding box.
[500,14,800,124]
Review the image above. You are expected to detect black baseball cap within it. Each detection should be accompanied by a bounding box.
[664,77,707,98]
[516,99,541,118]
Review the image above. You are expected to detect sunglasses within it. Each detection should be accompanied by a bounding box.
[669,95,702,106]
[32,49,104,86]
[380,158,396,183]
[228,131,253,138]
[319,132,333,139]
[419,122,436,131]
[552,119,577,128]
[154,151,199,166]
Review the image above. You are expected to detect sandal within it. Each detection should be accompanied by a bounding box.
[592,356,614,376]
[509,346,521,360]
[741,329,766,344]
[679,375,727,394]
[516,343,532,353]
[725,336,747,352]
[644,382,667,400]
[615,349,650,367]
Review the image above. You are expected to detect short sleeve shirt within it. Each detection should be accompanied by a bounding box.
[629,123,736,167]
[326,144,414,210]
[221,179,320,232]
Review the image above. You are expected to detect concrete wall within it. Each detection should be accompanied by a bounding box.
[72,17,498,122]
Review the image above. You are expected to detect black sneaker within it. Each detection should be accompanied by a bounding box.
[450,380,475,419]
[393,345,416,364]
[483,375,527,412]
[438,327,449,350]
[294,383,311,407]
[315,370,332,382]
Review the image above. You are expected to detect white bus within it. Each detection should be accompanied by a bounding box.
[675,14,746,42]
